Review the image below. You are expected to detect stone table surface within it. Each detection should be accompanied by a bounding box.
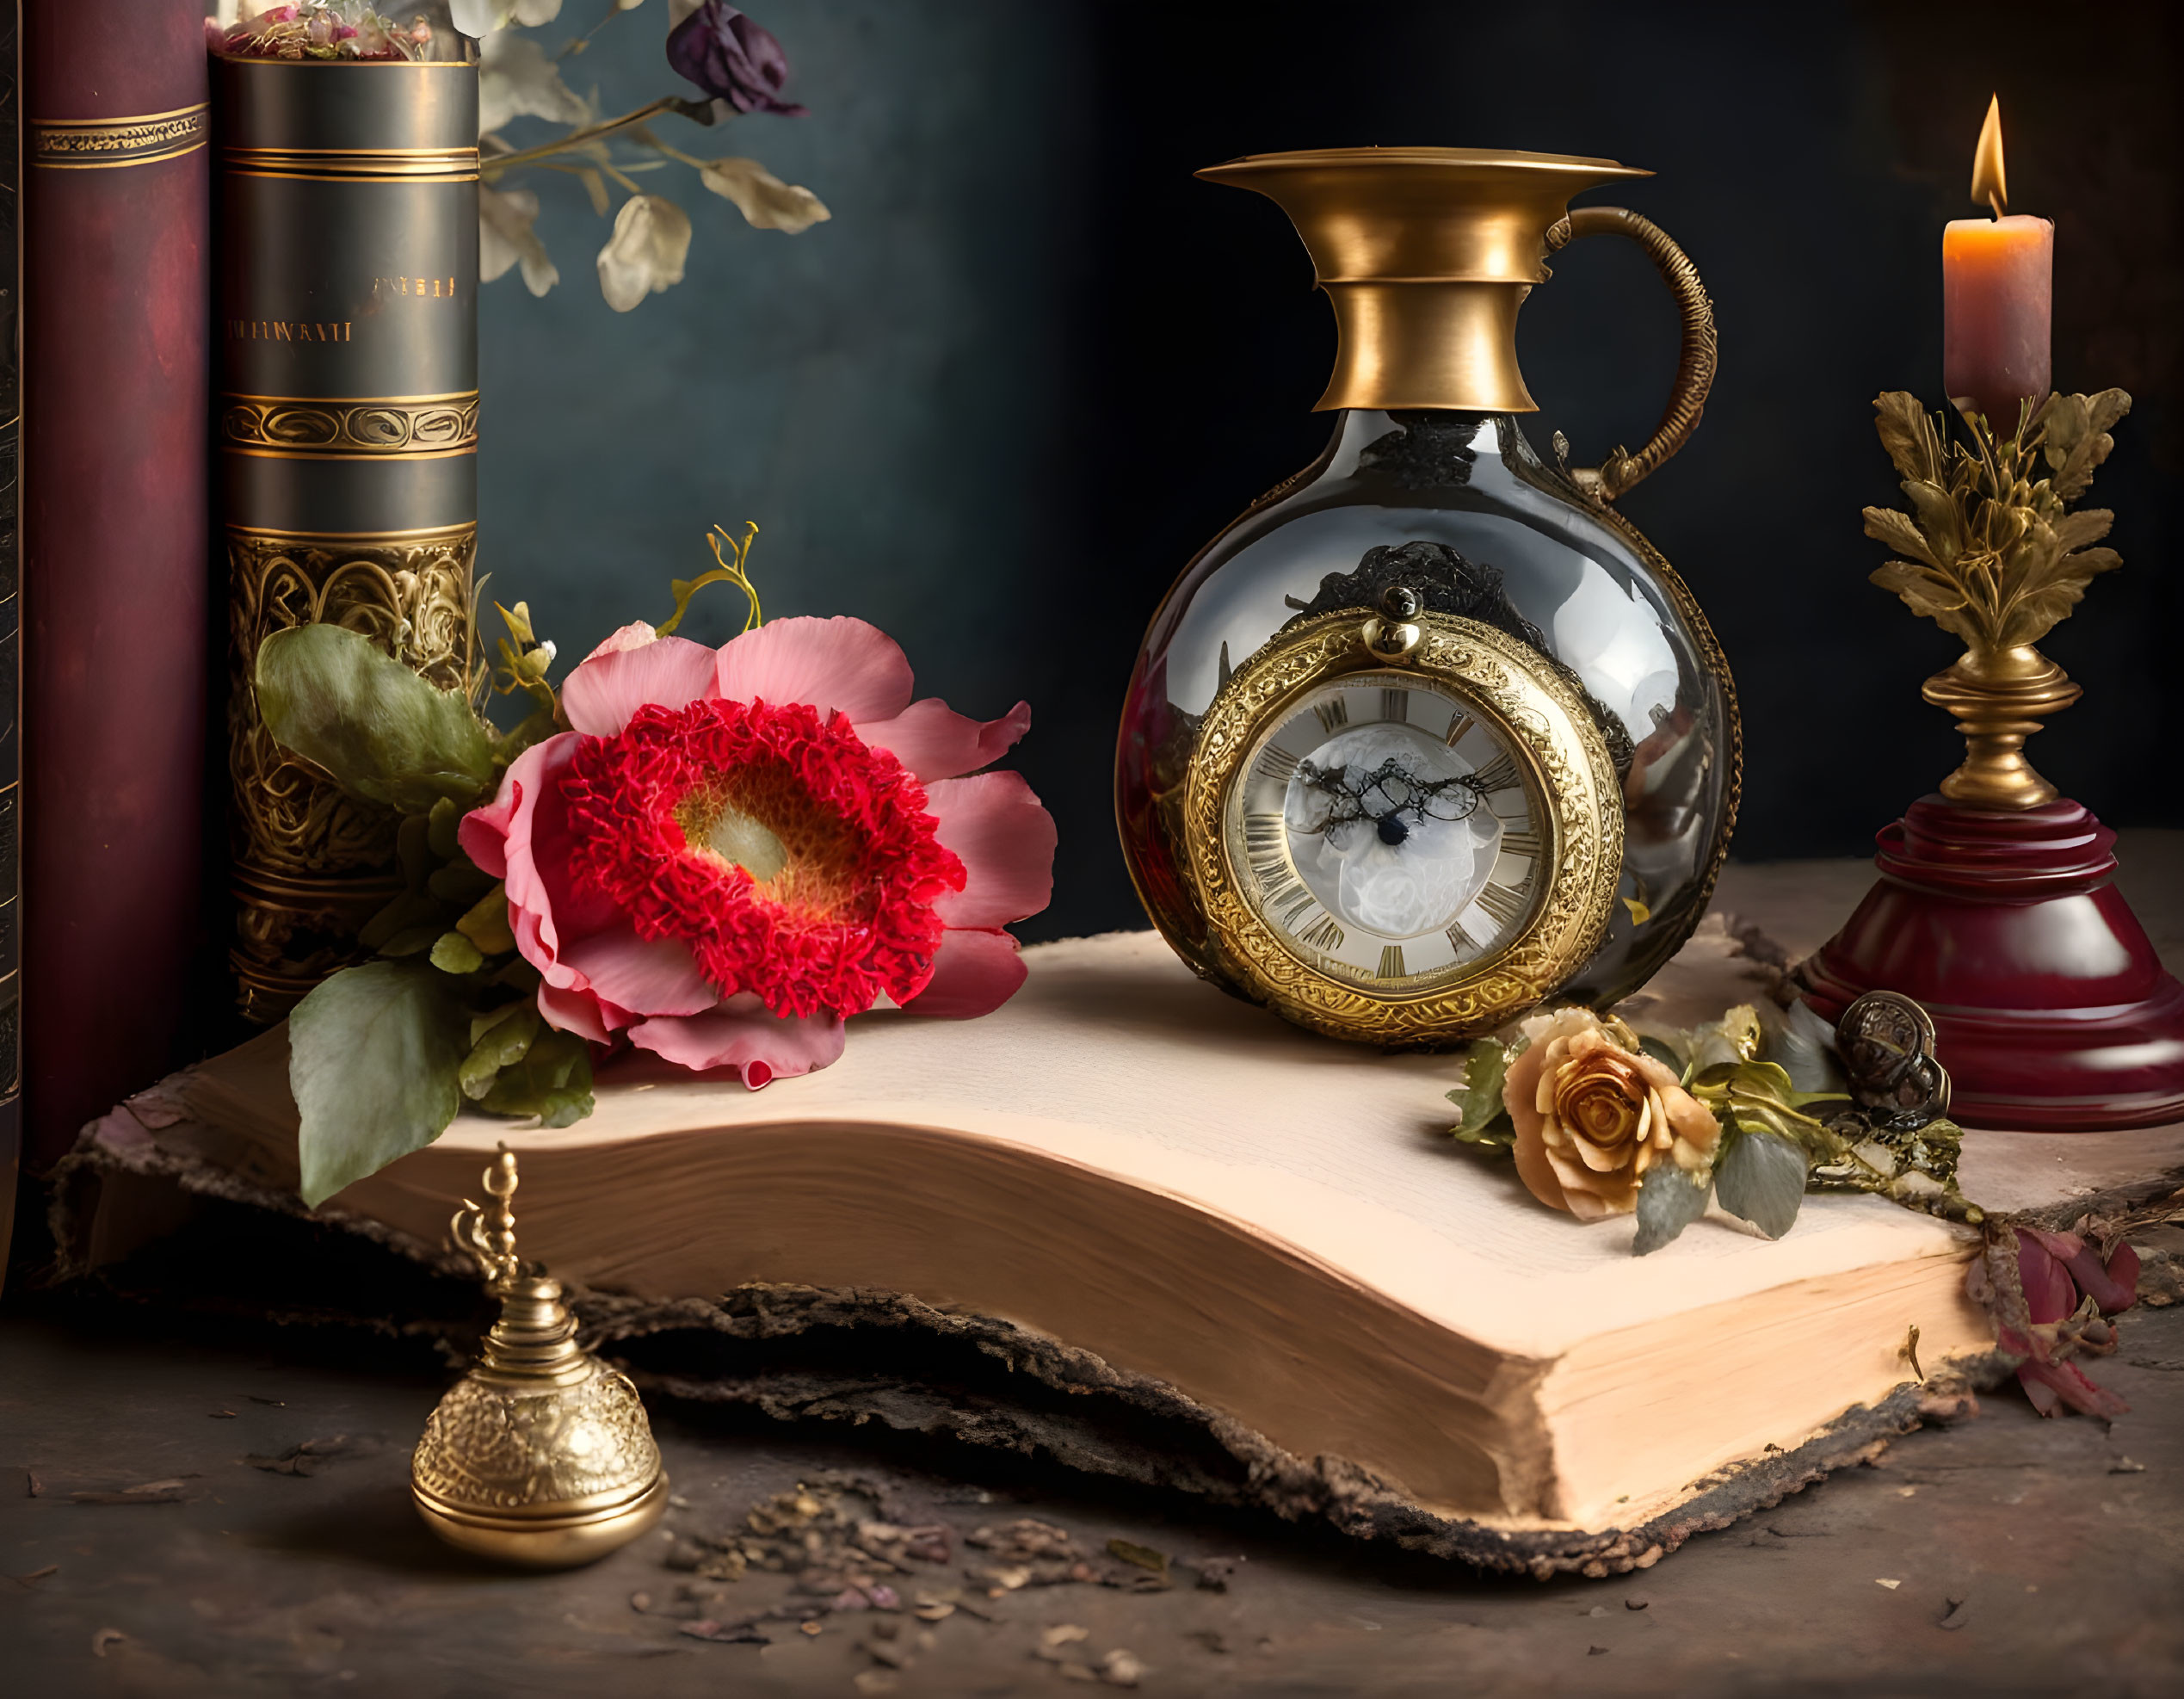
[4,841,2183,1698]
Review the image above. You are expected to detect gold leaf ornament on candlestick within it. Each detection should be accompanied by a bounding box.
[410,1146,667,1567]
[1861,387,2130,810]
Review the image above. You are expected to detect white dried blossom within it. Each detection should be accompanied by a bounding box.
[698,158,831,235]
[479,185,559,296]
[478,25,589,134]
[596,195,692,312]
[450,0,564,37]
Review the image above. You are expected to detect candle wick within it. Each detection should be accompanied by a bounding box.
[1987,190,2006,220]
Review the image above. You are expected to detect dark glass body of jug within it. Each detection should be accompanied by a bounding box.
[1115,406,1740,1018]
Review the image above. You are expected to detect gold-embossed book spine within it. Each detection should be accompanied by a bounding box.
[213,51,479,1022]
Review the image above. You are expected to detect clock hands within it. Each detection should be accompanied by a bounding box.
[1292,756,1490,846]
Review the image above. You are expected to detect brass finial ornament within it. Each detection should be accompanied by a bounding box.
[410,1147,667,1567]
[1861,387,2129,810]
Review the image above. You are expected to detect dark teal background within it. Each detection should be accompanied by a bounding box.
[478,0,2184,942]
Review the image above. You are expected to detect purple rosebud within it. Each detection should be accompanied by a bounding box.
[666,3,807,116]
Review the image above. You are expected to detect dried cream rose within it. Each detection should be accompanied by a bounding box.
[1504,1007,1720,1221]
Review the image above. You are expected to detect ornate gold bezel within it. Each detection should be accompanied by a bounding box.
[1182,610,1625,1046]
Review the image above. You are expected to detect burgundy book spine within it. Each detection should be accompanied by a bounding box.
[2,7,22,1264]
[22,1,209,1171]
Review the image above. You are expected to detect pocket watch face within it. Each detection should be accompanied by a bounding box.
[1182,609,1624,1046]
[1231,674,1540,986]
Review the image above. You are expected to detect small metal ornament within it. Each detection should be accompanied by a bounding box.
[410,1146,667,1568]
[1837,990,1953,1130]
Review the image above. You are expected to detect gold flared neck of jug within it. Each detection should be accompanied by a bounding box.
[1197,146,1651,414]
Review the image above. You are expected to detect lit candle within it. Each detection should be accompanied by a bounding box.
[1942,96,2052,436]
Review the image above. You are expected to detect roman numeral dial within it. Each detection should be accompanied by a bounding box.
[1194,609,1632,1049]
[1226,672,1554,996]
[1469,751,1519,794]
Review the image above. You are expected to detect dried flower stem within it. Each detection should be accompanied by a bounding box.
[483,96,714,181]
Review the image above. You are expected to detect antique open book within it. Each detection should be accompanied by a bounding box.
[64,924,2184,1568]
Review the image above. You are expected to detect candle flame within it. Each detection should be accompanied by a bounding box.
[1971,95,2008,219]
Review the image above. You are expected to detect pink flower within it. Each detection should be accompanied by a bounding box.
[460,616,1053,1088]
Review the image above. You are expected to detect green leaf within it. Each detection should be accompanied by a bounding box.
[427,795,465,863]
[256,623,497,815]
[379,923,444,958]
[1446,1040,1511,1140]
[361,890,442,953]
[456,883,518,955]
[428,858,496,905]
[478,1029,595,1128]
[1695,1059,1829,1147]
[1638,1035,1686,1077]
[1632,1163,1711,1256]
[291,960,465,1207]
[1714,1127,1809,1239]
[460,1000,541,1099]
[470,998,534,1048]
[1773,1000,1848,1096]
[395,812,434,891]
[429,930,485,975]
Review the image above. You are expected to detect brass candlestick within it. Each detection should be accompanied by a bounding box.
[410,1147,667,1568]
[1801,386,2184,1132]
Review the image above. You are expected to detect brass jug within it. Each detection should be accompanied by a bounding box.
[1116,148,1737,1044]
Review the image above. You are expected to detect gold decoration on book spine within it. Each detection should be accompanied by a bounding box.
[412,1148,668,1569]
[225,525,478,1024]
[31,104,209,170]
[221,392,480,456]
[220,145,478,182]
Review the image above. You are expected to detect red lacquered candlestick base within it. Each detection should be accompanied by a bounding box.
[1801,796,2184,1132]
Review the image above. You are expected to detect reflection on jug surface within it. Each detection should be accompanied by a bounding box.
[1115,149,1739,1042]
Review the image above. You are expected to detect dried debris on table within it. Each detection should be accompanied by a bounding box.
[966,1518,1173,1593]
[651,1472,961,1646]
[244,1434,384,1475]
[1193,1554,1243,1592]
[70,1478,198,1506]
[1031,1622,1151,1685]
[645,1472,1214,1684]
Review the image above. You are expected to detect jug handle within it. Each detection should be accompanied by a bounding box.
[1544,207,1716,502]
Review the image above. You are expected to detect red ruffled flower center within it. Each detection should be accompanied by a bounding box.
[560,697,966,1020]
